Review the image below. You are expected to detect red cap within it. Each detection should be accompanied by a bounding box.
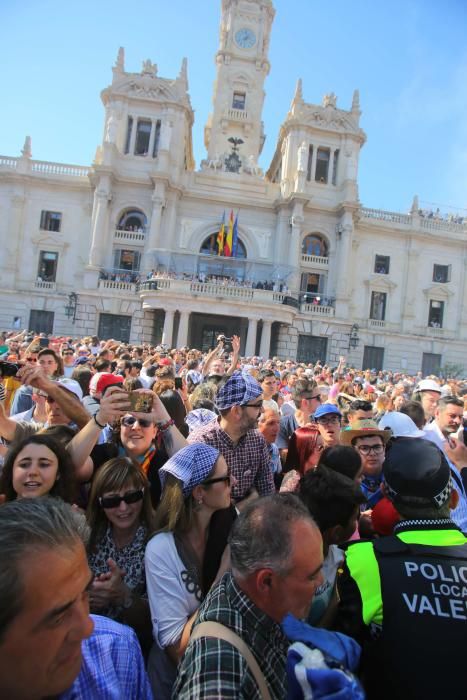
[371,497,399,536]
[158,358,172,366]
[90,372,124,396]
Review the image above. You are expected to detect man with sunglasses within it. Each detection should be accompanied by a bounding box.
[276,379,321,460]
[61,347,76,378]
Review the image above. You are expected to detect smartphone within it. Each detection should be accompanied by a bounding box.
[175,377,183,390]
[39,337,50,348]
[128,391,153,413]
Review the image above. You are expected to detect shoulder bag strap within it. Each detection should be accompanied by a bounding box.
[190,620,272,700]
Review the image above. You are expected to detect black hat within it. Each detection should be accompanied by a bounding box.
[383,437,451,509]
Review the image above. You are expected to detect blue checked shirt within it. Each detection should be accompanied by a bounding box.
[60,615,153,700]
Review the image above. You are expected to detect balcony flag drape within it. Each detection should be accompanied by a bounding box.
[232,212,239,257]
[216,211,226,256]
[224,210,234,256]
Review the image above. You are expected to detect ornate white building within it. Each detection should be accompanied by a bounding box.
[0,0,465,375]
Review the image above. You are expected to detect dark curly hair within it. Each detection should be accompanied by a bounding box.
[0,433,77,503]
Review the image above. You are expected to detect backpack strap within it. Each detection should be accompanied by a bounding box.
[190,621,272,700]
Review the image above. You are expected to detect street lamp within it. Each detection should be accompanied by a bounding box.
[64,292,78,323]
[348,323,359,350]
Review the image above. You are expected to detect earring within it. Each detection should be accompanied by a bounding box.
[197,498,203,506]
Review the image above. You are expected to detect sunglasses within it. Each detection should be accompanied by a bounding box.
[202,474,232,487]
[121,415,154,429]
[26,357,38,362]
[242,400,263,409]
[304,394,321,402]
[99,488,145,509]
[62,352,74,356]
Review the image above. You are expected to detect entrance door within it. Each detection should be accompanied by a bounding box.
[201,326,227,352]
[98,313,131,343]
[362,345,384,371]
[29,310,54,335]
[422,353,441,377]
[297,335,327,363]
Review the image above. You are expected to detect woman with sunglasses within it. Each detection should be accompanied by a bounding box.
[145,443,233,699]
[86,456,156,655]
[87,387,188,508]
[280,424,324,493]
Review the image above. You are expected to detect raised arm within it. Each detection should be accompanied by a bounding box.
[226,335,240,377]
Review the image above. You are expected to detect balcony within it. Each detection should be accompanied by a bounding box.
[301,303,335,317]
[114,228,146,245]
[99,280,137,294]
[98,269,140,294]
[138,276,298,323]
[34,280,56,291]
[301,254,329,269]
[225,108,249,122]
[368,319,386,329]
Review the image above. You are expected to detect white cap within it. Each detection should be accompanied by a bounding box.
[378,412,425,438]
[57,378,83,402]
[417,379,441,394]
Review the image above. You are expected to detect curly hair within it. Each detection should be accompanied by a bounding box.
[0,433,77,503]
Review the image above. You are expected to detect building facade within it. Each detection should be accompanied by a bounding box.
[1,0,466,375]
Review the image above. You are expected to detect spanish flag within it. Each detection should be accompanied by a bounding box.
[224,210,234,257]
[216,211,225,256]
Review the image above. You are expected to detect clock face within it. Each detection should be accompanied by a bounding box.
[235,28,256,49]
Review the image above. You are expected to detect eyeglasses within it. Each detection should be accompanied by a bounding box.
[62,352,74,357]
[121,415,154,429]
[242,400,263,409]
[26,357,38,362]
[356,443,385,455]
[317,415,341,425]
[202,474,232,487]
[304,394,321,402]
[99,488,144,509]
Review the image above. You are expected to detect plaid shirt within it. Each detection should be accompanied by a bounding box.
[60,615,153,699]
[173,572,289,699]
[187,421,274,500]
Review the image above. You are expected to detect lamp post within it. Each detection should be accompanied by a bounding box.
[64,292,78,324]
[347,323,359,350]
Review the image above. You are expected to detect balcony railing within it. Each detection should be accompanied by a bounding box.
[360,207,411,225]
[226,108,249,121]
[99,280,137,293]
[368,319,386,329]
[114,229,146,244]
[301,303,335,317]
[301,254,329,267]
[139,277,296,308]
[34,280,56,291]
[0,155,89,177]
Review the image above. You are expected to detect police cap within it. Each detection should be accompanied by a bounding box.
[383,437,451,508]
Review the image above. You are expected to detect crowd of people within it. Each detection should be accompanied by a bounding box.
[145,269,291,293]
[0,327,465,699]
[99,270,141,284]
[417,207,466,225]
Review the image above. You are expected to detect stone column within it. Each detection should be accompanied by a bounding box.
[147,120,156,159]
[245,318,258,357]
[401,246,419,334]
[128,116,137,154]
[177,311,190,348]
[310,144,317,181]
[2,194,25,286]
[88,183,111,268]
[259,320,272,359]
[334,222,353,310]
[161,310,175,347]
[288,213,303,292]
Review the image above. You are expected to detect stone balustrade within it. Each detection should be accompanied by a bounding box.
[34,280,56,291]
[368,319,386,329]
[0,156,18,169]
[114,229,146,244]
[301,303,335,316]
[0,156,88,177]
[360,207,411,225]
[226,108,249,121]
[301,254,329,267]
[99,280,136,292]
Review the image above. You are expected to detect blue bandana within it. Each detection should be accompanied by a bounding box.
[159,443,220,497]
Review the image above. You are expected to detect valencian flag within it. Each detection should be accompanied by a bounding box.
[232,212,239,257]
[217,211,225,255]
[224,210,234,256]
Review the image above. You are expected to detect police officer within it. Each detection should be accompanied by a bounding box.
[335,437,467,700]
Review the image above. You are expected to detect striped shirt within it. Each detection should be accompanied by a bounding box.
[173,572,289,699]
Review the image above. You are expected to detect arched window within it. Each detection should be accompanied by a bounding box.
[200,234,247,258]
[117,209,147,233]
[302,234,328,257]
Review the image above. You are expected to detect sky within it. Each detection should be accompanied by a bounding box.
[1,0,466,215]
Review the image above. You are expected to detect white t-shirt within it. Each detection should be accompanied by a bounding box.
[145,531,200,649]
[307,544,343,625]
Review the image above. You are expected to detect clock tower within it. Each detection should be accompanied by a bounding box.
[204,0,275,172]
